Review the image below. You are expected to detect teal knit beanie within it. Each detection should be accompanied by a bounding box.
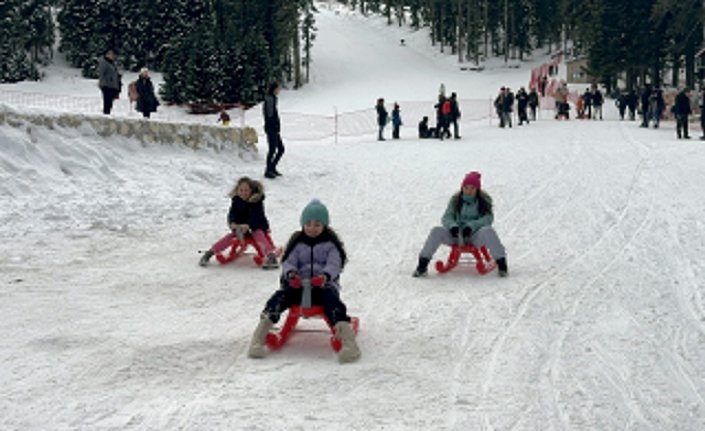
[300,199,330,227]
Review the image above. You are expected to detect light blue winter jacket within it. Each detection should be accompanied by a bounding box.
[441,192,494,233]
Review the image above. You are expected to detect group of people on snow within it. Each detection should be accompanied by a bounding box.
[494,86,539,126]
[376,88,462,141]
[575,84,604,120]
[98,49,159,118]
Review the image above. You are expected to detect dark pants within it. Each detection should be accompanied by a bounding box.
[264,285,350,326]
[392,124,400,139]
[101,87,119,115]
[451,118,460,138]
[265,131,285,173]
[518,107,528,124]
[676,114,689,138]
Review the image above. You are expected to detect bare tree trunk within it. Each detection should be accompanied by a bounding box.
[293,26,302,89]
[457,0,463,62]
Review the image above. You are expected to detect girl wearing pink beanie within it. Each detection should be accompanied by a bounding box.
[413,171,507,277]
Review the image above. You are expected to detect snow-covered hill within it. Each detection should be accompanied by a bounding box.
[2,4,705,430]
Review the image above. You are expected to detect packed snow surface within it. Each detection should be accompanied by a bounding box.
[2,4,705,430]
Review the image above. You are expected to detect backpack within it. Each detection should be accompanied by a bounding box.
[442,100,452,115]
[127,81,138,102]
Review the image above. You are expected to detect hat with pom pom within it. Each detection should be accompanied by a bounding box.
[461,171,482,189]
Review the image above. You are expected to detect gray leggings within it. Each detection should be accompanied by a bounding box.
[419,225,506,260]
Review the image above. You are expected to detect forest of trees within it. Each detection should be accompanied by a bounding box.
[342,0,704,91]
[1,0,703,101]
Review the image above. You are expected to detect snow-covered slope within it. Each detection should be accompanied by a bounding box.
[2,4,705,430]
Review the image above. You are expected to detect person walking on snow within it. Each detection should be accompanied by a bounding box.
[263,82,285,178]
[199,176,279,269]
[247,199,361,363]
[412,171,507,278]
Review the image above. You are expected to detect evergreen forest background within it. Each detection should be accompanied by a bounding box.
[1,0,703,105]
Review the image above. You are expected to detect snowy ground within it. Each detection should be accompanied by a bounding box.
[2,4,705,430]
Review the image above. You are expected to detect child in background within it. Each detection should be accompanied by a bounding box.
[218,110,231,126]
[391,103,402,139]
[248,199,361,363]
[413,171,508,277]
[199,177,278,269]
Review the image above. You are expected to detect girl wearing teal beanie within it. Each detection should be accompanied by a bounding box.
[248,199,361,363]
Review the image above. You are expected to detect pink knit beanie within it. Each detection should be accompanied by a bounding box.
[461,171,482,189]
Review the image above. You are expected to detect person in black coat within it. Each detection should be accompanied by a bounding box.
[135,68,159,118]
[449,92,461,139]
[376,97,388,141]
[418,116,434,138]
[528,88,539,121]
[640,85,652,127]
[592,87,603,120]
[673,88,692,139]
[516,87,529,125]
[582,88,593,119]
[626,89,638,121]
[263,82,285,178]
[199,177,277,267]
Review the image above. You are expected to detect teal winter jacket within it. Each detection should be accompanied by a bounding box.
[441,191,494,233]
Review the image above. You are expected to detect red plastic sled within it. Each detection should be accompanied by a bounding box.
[265,305,360,352]
[435,244,497,275]
[215,232,282,266]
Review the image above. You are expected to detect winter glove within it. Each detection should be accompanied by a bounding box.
[310,274,328,287]
[287,272,301,288]
[449,226,460,237]
[462,226,473,238]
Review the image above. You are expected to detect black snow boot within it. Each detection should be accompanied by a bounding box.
[496,257,508,277]
[412,257,431,278]
[199,249,214,267]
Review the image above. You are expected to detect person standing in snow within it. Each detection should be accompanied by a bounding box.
[199,176,279,269]
[448,92,461,139]
[135,67,159,119]
[376,97,388,141]
[263,82,285,178]
[412,171,507,278]
[639,84,652,127]
[591,85,604,120]
[247,199,361,363]
[98,49,121,115]
[528,88,539,121]
[649,86,665,128]
[673,87,692,140]
[516,87,529,125]
[391,103,402,139]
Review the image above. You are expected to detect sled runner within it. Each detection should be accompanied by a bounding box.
[265,278,359,352]
[214,231,282,266]
[435,244,497,275]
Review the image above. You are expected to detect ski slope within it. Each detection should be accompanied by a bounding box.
[2,4,705,430]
